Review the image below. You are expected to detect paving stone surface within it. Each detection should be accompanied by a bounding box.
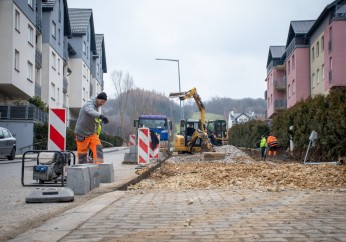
[61,189,346,241]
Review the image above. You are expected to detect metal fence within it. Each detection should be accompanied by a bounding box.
[0,104,48,123]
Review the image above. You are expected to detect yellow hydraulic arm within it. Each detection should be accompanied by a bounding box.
[169,87,206,132]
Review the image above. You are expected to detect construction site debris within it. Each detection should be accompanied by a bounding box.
[129,145,346,192]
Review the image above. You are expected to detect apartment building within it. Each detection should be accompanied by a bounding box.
[265,46,286,118]
[41,0,71,109]
[307,0,346,96]
[265,0,346,119]
[0,0,43,101]
[68,8,96,121]
[91,34,107,98]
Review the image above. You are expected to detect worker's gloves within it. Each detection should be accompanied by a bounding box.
[100,115,109,124]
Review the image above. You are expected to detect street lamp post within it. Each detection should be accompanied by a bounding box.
[156,58,184,120]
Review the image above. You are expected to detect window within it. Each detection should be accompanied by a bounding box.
[312,73,315,88]
[288,84,291,97]
[52,21,56,38]
[58,28,61,44]
[329,57,332,70]
[312,47,315,61]
[321,36,324,52]
[316,42,319,57]
[317,69,320,83]
[287,60,291,74]
[28,25,33,45]
[27,61,33,81]
[28,0,33,8]
[83,41,86,54]
[97,63,99,75]
[83,64,86,77]
[292,55,295,69]
[15,10,20,32]
[51,82,56,100]
[15,50,19,71]
[51,52,56,70]
[322,64,324,80]
[292,79,295,94]
[58,58,60,74]
[83,87,86,100]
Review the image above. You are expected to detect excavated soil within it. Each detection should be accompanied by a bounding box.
[129,145,346,192]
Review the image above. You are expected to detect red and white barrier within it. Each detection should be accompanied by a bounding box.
[129,134,136,146]
[48,108,66,151]
[150,134,160,161]
[137,128,150,165]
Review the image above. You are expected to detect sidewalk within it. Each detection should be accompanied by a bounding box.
[10,147,165,242]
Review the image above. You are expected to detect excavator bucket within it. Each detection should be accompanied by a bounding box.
[203,152,226,161]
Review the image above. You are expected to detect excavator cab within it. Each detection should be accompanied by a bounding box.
[207,120,228,146]
[174,119,202,153]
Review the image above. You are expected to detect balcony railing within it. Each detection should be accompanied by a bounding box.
[36,13,42,33]
[0,104,47,123]
[35,48,42,68]
[273,78,286,90]
[63,77,68,93]
[274,99,287,109]
[35,82,41,97]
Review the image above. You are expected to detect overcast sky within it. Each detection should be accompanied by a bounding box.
[68,0,332,101]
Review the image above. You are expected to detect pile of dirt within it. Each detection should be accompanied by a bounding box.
[129,145,346,192]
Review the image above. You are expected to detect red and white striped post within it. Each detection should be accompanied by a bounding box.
[129,134,136,146]
[137,127,150,165]
[48,108,66,151]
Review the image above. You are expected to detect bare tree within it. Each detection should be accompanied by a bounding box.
[111,70,134,143]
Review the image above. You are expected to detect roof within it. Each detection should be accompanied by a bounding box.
[95,34,107,72]
[68,8,96,53]
[68,8,93,35]
[266,46,286,67]
[286,20,315,46]
[42,0,56,10]
[306,0,345,37]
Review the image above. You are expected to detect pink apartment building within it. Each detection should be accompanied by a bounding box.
[265,0,346,119]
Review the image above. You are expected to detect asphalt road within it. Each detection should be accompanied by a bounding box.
[0,148,129,241]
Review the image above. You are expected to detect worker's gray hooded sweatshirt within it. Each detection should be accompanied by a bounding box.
[74,98,102,138]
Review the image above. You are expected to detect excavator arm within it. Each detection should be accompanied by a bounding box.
[169,87,206,131]
[169,87,213,152]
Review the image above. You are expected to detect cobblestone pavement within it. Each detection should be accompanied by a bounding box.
[61,189,346,241]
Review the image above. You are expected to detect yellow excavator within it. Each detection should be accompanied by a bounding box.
[169,87,216,154]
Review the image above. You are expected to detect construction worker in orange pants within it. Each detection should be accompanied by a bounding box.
[75,92,109,164]
[267,133,278,158]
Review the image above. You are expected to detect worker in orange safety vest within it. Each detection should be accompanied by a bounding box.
[267,133,278,158]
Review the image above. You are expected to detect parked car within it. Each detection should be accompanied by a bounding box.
[0,127,16,160]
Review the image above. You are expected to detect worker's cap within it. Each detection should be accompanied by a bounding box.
[97,92,107,101]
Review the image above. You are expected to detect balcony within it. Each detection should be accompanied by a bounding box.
[36,13,42,33]
[273,78,286,90]
[35,82,41,97]
[63,77,68,93]
[286,37,307,58]
[35,48,42,68]
[274,99,287,110]
[0,104,47,123]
